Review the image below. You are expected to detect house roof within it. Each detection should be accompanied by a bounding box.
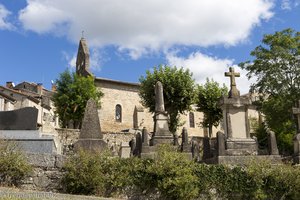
[0,91,17,103]
[0,86,40,104]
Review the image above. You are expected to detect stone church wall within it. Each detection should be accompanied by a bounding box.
[95,79,153,133]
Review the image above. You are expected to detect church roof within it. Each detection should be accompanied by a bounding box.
[95,77,140,87]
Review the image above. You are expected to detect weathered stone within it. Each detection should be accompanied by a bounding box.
[155,81,165,112]
[133,132,142,157]
[192,140,200,161]
[152,82,173,145]
[119,142,131,158]
[142,127,149,146]
[225,67,240,98]
[26,153,56,168]
[79,99,102,139]
[203,137,212,159]
[292,100,300,132]
[74,99,107,152]
[216,131,226,156]
[293,133,300,164]
[0,107,38,130]
[267,129,279,155]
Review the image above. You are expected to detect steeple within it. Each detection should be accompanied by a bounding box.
[76,37,92,77]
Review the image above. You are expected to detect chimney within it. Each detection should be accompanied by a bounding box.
[51,83,57,92]
[37,83,43,95]
[6,82,14,89]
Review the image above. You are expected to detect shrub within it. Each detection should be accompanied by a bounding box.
[61,149,106,195]
[134,145,199,200]
[0,140,32,187]
[247,161,300,199]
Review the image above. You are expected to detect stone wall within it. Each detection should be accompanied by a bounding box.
[21,153,65,192]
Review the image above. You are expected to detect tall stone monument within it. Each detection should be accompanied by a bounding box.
[74,99,107,152]
[221,67,257,156]
[141,82,174,158]
[151,81,174,145]
[293,100,300,164]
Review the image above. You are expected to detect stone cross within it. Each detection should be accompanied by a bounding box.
[292,100,300,132]
[225,67,240,98]
[155,81,165,112]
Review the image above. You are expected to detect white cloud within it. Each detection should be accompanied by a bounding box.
[0,4,14,30]
[166,52,255,94]
[281,0,292,10]
[19,0,273,58]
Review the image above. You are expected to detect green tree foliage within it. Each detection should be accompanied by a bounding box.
[196,79,228,137]
[139,65,195,133]
[0,140,32,187]
[240,29,300,153]
[52,70,103,128]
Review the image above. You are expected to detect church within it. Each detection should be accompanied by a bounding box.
[75,37,216,137]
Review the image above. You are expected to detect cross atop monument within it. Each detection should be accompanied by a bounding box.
[293,100,300,133]
[225,67,240,98]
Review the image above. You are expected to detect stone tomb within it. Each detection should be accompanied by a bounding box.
[204,67,281,164]
[74,99,107,152]
[0,107,59,154]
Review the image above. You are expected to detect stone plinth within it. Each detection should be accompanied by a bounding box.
[220,96,258,156]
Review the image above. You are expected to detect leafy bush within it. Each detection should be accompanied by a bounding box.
[61,150,106,195]
[133,145,199,200]
[0,140,32,186]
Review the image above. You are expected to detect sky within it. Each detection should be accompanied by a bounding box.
[0,0,299,94]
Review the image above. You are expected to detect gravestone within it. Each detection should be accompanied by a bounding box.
[180,127,193,159]
[119,142,131,158]
[0,107,59,154]
[266,128,279,155]
[220,67,257,156]
[293,101,300,163]
[74,99,107,152]
[151,81,174,145]
[141,127,149,146]
[0,107,38,130]
[202,137,212,159]
[133,132,142,157]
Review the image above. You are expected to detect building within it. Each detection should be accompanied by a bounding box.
[76,37,219,137]
[0,81,59,132]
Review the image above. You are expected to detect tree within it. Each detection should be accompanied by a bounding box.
[52,70,103,128]
[196,78,228,137]
[239,28,300,153]
[139,65,195,133]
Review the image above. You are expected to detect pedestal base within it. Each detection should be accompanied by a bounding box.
[74,139,107,153]
[151,135,174,146]
[204,155,282,165]
[226,138,258,155]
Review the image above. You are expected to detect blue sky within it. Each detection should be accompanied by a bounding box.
[0,0,299,94]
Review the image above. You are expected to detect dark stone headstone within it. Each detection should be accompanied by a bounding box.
[267,130,279,155]
[129,138,136,156]
[173,132,179,146]
[0,107,38,130]
[217,131,226,156]
[202,137,212,159]
[133,132,142,157]
[181,127,190,152]
[142,127,149,146]
[192,140,200,161]
[74,99,107,152]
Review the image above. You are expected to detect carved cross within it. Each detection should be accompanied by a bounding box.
[225,67,240,87]
[293,100,300,132]
[224,67,240,98]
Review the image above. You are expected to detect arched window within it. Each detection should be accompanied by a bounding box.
[189,112,195,128]
[115,104,122,122]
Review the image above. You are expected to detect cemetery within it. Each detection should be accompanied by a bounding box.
[1,33,300,199]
